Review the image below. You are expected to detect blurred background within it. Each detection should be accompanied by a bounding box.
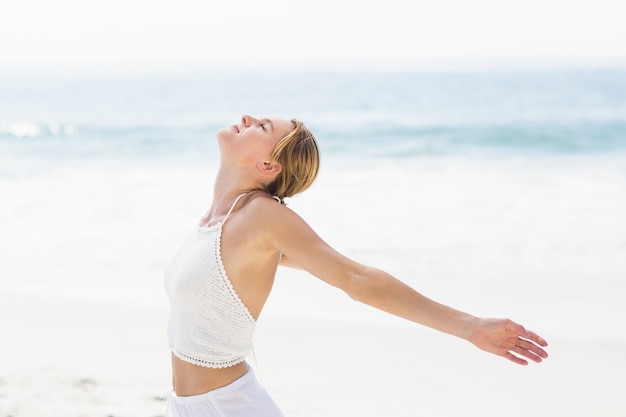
[1,0,625,345]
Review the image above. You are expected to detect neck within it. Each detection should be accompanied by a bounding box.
[209,166,262,218]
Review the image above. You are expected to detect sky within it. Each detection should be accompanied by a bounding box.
[1,0,626,71]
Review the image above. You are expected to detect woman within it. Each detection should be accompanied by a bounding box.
[164,115,549,417]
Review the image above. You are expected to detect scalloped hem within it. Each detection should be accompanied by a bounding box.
[171,349,247,369]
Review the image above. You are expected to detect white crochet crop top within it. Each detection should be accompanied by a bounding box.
[164,193,256,368]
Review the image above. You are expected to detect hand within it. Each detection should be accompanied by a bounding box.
[468,318,549,365]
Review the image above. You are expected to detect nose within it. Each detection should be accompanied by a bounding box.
[241,115,258,127]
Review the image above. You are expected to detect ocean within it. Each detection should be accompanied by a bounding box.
[1,68,625,343]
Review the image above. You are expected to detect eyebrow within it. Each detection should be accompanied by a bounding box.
[260,117,274,132]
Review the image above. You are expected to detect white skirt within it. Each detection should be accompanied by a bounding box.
[166,368,284,417]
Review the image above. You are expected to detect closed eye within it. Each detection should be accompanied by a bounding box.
[259,118,274,133]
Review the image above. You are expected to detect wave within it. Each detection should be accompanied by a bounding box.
[2,119,625,161]
[0,121,77,138]
[316,120,626,156]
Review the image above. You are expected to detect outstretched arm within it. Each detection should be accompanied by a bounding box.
[325,264,548,365]
[263,202,548,365]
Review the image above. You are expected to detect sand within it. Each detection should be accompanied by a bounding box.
[1,293,625,417]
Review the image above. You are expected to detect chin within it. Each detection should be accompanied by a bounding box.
[215,127,232,143]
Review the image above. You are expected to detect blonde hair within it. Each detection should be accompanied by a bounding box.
[264,119,320,203]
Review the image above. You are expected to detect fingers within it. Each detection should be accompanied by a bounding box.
[505,345,542,366]
[517,337,549,360]
[523,328,549,347]
[504,351,529,366]
[505,337,549,365]
[517,327,549,361]
[502,324,549,365]
[479,319,550,366]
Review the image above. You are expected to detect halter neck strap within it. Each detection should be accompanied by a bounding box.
[222,193,247,224]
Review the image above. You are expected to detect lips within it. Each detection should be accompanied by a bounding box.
[232,124,240,133]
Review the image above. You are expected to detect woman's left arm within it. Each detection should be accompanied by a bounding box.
[261,201,548,365]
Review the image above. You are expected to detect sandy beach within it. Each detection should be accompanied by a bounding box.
[1,293,624,417]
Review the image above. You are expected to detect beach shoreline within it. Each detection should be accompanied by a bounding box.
[1,293,624,417]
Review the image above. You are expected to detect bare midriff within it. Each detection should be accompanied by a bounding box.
[171,354,249,396]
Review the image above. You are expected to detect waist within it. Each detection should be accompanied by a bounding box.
[171,353,250,396]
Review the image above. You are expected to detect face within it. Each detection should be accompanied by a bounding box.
[217,115,293,166]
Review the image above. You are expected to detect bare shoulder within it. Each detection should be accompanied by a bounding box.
[237,194,361,285]
[238,194,323,248]
[233,194,320,256]
[242,194,308,230]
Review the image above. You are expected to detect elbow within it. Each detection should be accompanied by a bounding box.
[343,264,386,304]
